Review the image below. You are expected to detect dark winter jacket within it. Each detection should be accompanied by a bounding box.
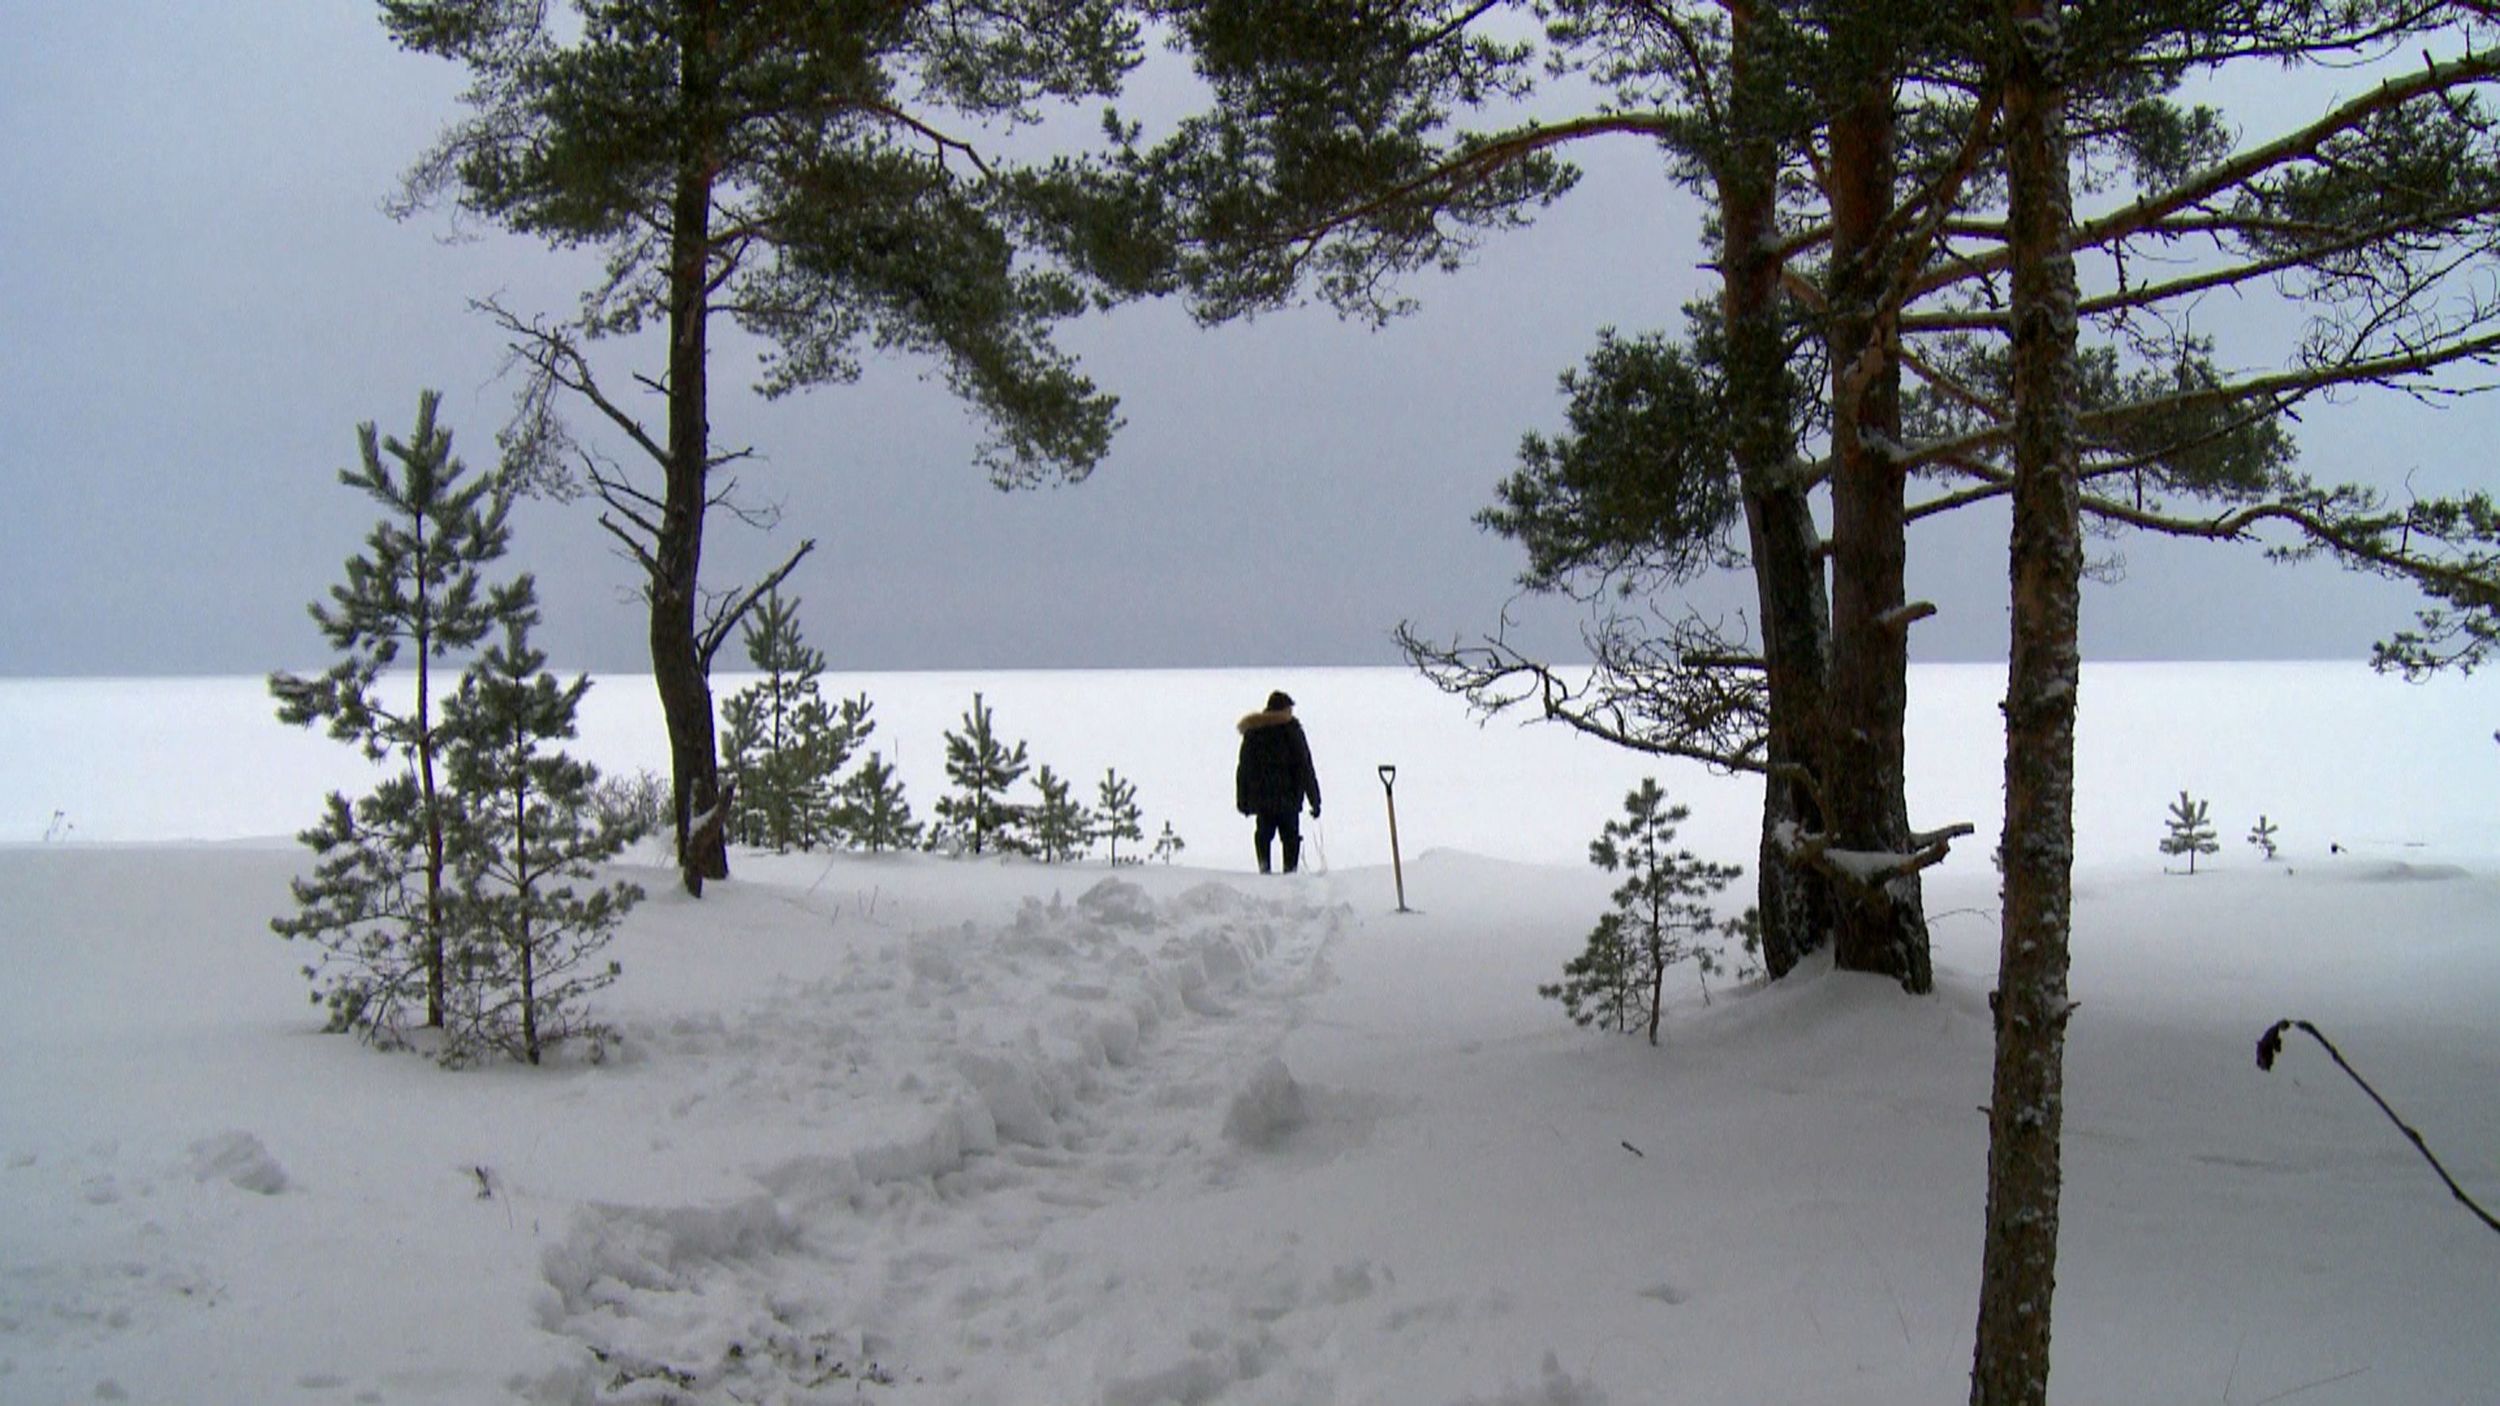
[1235,709,1321,818]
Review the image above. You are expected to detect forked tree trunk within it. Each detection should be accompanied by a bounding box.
[1973,3,2082,1400]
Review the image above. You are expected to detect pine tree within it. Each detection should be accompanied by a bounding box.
[384,2,1154,894]
[1150,821,1186,866]
[1542,779,1743,1046]
[271,782,439,1040]
[438,614,642,1066]
[837,751,923,855]
[1170,4,2500,998]
[720,592,870,853]
[2161,790,2221,874]
[1974,18,2088,1391]
[936,693,1031,856]
[1096,769,1145,865]
[1028,765,1092,864]
[270,391,525,1036]
[2248,814,2281,861]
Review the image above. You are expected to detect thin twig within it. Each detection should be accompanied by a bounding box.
[2256,1018,2500,1235]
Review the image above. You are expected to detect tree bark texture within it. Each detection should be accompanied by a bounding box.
[1823,55,1934,992]
[657,2,730,897]
[1973,3,2081,1401]
[1723,0,1834,978]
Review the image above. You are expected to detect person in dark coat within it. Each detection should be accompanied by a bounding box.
[1236,689,1322,874]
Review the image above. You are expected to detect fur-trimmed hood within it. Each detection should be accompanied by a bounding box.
[1237,707,1296,735]
[1236,705,1320,816]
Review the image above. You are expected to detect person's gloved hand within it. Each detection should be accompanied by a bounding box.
[1309,804,1321,820]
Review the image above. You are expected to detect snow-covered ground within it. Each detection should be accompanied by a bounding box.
[2,663,2495,1404]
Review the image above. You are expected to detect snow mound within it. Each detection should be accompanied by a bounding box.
[1220,1056,1307,1149]
[1077,875,1159,928]
[184,1130,289,1195]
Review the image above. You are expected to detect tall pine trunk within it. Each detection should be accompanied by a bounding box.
[1823,52,1933,993]
[1973,2,2082,1398]
[1724,0,1834,977]
[415,526,447,1028]
[655,2,730,896]
[517,771,540,1066]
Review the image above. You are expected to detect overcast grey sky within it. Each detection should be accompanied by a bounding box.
[2,3,2484,679]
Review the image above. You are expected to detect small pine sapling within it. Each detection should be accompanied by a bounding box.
[1546,910,1639,1035]
[838,751,923,854]
[1150,821,1187,865]
[1028,764,1092,863]
[936,692,1032,856]
[438,615,643,1066]
[2161,790,2221,874]
[1096,769,1145,865]
[269,391,526,1037]
[2247,814,2281,861]
[1541,778,1743,1045]
[719,592,864,852]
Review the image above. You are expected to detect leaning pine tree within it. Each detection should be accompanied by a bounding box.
[270,391,526,1039]
[438,612,643,1067]
[1543,778,1743,1046]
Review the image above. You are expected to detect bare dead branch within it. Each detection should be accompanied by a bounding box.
[476,298,674,474]
[696,538,818,671]
[2257,1018,2500,1236]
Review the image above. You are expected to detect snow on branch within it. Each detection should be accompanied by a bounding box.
[1775,819,1977,893]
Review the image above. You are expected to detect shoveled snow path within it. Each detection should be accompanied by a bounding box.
[532,873,1353,1404]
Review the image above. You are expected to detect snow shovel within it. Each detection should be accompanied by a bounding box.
[1379,764,1414,914]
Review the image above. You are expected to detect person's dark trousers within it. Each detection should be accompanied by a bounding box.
[1255,810,1303,873]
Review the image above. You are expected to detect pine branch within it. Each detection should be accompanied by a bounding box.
[1231,112,1674,267]
[1904,327,2500,474]
[1902,198,2500,335]
[1913,49,2500,300]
